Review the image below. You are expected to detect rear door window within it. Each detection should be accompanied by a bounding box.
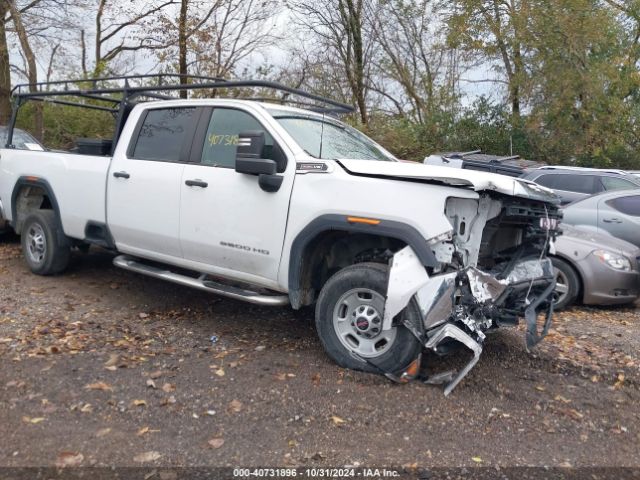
[535,174,596,194]
[606,195,640,217]
[131,108,197,161]
[600,176,638,191]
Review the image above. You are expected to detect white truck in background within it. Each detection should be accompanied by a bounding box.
[0,76,561,394]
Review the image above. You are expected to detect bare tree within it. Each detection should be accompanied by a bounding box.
[154,0,280,91]
[0,2,10,124]
[6,0,43,138]
[443,0,529,121]
[91,0,177,77]
[190,0,280,79]
[288,0,372,125]
[368,0,459,123]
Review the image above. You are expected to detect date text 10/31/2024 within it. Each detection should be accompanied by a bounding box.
[232,468,401,478]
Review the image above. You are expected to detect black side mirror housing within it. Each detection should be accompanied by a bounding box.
[236,157,277,175]
[236,130,265,159]
[235,130,284,192]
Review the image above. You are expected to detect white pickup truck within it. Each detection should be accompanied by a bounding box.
[0,76,560,394]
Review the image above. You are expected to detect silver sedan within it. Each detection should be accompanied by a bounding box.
[551,225,640,309]
[562,189,640,248]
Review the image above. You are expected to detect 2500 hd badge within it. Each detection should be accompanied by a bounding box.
[220,241,270,256]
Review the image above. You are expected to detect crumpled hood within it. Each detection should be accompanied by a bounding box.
[337,159,559,203]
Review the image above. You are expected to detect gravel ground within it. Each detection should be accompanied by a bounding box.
[1,235,639,473]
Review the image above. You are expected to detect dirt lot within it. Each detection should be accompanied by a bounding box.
[1,235,639,473]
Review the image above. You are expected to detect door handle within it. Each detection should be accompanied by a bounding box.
[603,217,622,223]
[113,171,130,179]
[185,179,208,188]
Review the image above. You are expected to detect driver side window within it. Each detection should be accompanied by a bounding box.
[201,108,274,168]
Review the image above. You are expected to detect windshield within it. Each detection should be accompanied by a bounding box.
[270,113,394,161]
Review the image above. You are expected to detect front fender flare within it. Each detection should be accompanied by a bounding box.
[288,214,438,308]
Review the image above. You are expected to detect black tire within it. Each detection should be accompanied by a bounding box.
[551,257,580,310]
[21,210,70,275]
[315,262,422,374]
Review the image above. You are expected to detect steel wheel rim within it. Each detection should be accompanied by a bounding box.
[26,223,46,265]
[332,288,397,358]
[553,267,569,304]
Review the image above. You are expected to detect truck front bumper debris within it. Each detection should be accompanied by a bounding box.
[384,246,555,395]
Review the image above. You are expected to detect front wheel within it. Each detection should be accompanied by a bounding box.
[21,210,70,275]
[315,263,422,374]
[551,257,580,310]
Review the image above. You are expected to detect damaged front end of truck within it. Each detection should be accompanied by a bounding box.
[384,189,561,395]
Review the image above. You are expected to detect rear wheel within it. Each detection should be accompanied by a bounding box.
[21,210,70,275]
[315,263,422,374]
[551,257,580,310]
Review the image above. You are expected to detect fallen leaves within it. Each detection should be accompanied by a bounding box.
[55,451,84,468]
[85,381,113,392]
[330,415,346,426]
[160,395,177,406]
[471,456,483,463]
[22,416,45,424]
[136,426,159,436]
[554,395,571,404]
[161,383,176,393]
[146,379,157,389]
[208,437,225,449]
[95,428,111,437]
[132,399,147,407]
[556,407,584,421]
[104,354,120,370]
[133,451,162,463]
[228,399,243,414]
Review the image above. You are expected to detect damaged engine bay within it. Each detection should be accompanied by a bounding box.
[384,192,561,395]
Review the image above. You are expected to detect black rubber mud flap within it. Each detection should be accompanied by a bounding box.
[524,280,555,349]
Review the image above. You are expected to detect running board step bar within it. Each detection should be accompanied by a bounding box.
[113,255,289,306]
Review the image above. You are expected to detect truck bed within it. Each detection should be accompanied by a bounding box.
[0,149,110,239]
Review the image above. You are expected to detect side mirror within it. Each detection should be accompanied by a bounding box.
[235,130,283,193]
[236,130,265,159]
[235,130,275,175]
[236,157,277,175]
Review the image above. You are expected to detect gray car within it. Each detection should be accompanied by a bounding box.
[522,166,640,205]
[0,126,43,150]
[551,224,640,309]
[562,189,640,248]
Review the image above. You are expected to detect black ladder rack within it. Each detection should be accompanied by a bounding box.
[6,73,355,149]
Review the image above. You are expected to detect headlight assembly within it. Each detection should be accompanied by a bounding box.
[593,250,632,271]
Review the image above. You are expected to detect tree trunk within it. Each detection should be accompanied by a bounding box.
[94,0,106,77]
[80,30,88,77]
[0,3,11,125]
[178,0,189,99]
[339,0,368,125]
[7,0,43,140]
